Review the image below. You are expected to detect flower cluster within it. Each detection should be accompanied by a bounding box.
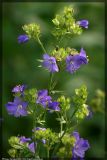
[42,48,88,74]
[52,6,83,38]
[6,85,28,117]
[5,6,92,159]
[8,136,36,158]
[36,89,60,111]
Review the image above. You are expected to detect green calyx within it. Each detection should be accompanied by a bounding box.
[62,134,76,146]
[8,148,17,158]
[57,134,75,158]
[73,85,89,120]
[34,128,58,146]
[8,136,20,149]
[22,23,41,39]
[52,6,82,38]
[73,85,88,105]
[51,47,79,61]
[57,95,70,111]
[24,88,37,104]
[57,147,72,158]
[90,89,105,113]
[75,104,89,119]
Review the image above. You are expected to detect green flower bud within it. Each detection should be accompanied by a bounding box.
[8,136,24,149]
[57,95,70,111]
[51,47,79,61]
[64,6,74,15]
[52,15,60,26]
[66,47,79,56]
[57,147,66,157]
[8,148,17,158]
[73,85,88,106]
[90,89,105,113]
[8,136,20,147]
[51,47,67,61]
[24,88,37,103]
[52,6,82,38]
[75,104,89,120]
[34,128,58,146]
[96,89,105,98]
[62,134,76,146]
[23,23,40,39]
[57,146,72,158]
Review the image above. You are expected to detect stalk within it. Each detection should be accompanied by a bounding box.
[37,36,47,53]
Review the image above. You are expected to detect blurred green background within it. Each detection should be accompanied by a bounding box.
[2,2,105,158]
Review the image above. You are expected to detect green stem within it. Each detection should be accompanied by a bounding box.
[49,73,53,94]
[52,127,66,157]
[68,107,80,125]
[52,108,78,157]
[33,105,37,128]
[60,121,63,136]
[37,36,47,53]
[47,147,50,158]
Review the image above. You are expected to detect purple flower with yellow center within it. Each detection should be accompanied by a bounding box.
[5,97,28,117]
[12,84,26,95]
[42,54,59,73]
[66,48,88,74]
[18,34,29,43]
[19,136,35,153]
[48,101,60,111]
[36,90,52,108]
[72,131,90,158]
[77,20,89,29]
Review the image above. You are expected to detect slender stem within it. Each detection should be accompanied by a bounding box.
[37,36,47,53]
[60,122,63,136]
[47,147,50,158]
[52,127,66,157]
[68,107,80,125]
[49,73,53,93]
[33,105,37,128]
[52,108,78,156]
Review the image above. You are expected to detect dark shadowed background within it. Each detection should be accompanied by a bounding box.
[2,2,105,158]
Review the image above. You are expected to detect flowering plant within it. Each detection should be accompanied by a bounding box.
[6,6,92,159]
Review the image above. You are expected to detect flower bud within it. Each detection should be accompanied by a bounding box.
[22,23,40,39]
[8,149,17,158]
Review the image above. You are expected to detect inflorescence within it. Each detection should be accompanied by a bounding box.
[6,6,92,159]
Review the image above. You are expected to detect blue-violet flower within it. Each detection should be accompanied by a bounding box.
[48,102,60,111]
[77,20,89,29]
[6,97,28,117]
[20,136,31,143]
[42,54,59,73]
[66,48,88,74]
[12,84,26,94]
[36,90,52,108]
[18,34,29,43]
[72,131,90,158]
[28,142,35,153]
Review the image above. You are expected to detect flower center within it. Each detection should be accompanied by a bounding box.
[18,105,23,110]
